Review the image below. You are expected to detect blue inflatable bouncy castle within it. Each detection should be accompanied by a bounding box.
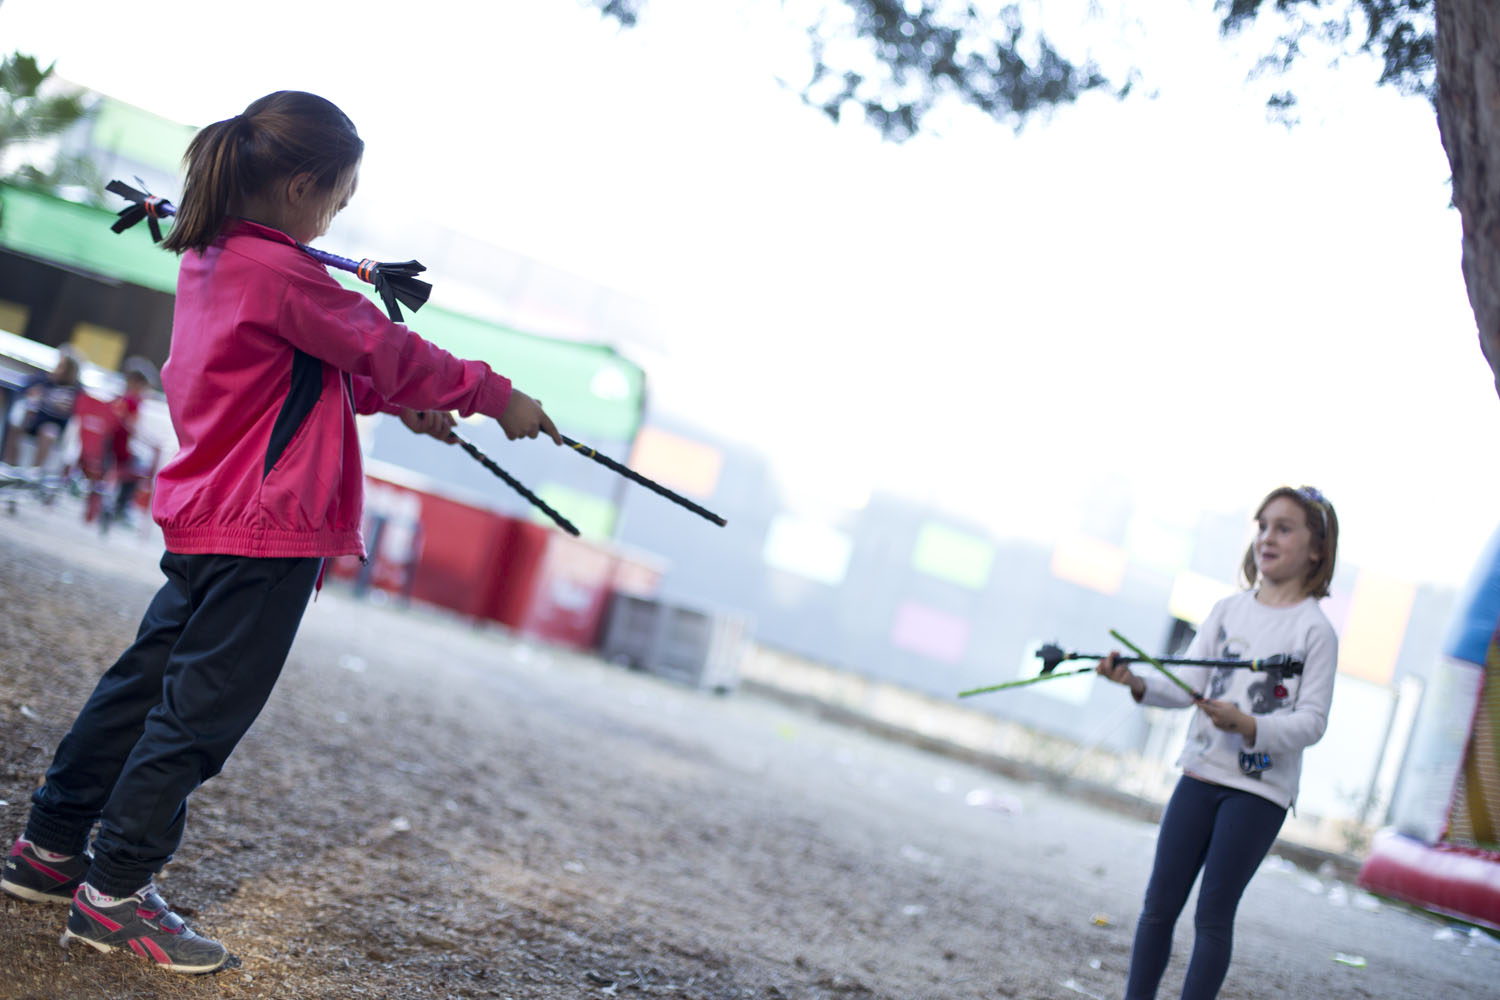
[1359,528,1500,929]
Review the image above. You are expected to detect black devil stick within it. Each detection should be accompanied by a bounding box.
[560,434,727,527]
[450,431,579,537]
[1034,641,1303,677]
[106,180,433,322]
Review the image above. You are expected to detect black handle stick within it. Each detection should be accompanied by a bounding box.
[1036,642,1303,676]
[559,434,727,527]
[451,431,579,536]
[106,179,432,323]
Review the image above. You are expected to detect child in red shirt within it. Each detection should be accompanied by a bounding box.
[104,360,153,524]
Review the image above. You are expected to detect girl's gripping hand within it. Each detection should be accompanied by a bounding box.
[400,408,457,443]
[498,389,563,445]
[1196,699,1257,744]
[1096,651,1146,701]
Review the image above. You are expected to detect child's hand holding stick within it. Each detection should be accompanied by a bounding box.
[1108,629,1202,700]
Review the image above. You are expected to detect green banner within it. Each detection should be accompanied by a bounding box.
[0,183,181,292]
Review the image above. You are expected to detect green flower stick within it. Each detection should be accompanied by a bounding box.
[957,666,1095,698]
[1108,629,1202,699]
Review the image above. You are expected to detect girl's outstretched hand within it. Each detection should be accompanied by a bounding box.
[400,408,457,443]
[498,389,562,445]
[1096,651,1146,701]
[1197,699,1257,743]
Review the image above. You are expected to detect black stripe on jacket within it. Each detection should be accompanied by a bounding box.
[264,349,324,479]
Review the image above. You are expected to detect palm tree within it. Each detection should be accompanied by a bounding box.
[0,51,98,217]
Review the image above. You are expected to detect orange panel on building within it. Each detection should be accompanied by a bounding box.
[628,426,723,498]
[1050,534,1128,596]
[1337,571,1416,685]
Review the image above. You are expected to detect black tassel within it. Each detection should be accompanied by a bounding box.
[369,261,432,323]
[106,180,174,243]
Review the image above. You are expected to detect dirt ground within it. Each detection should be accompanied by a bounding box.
[2,500,1498,1000]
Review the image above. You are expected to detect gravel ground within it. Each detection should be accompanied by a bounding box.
[2,497,1497,1000]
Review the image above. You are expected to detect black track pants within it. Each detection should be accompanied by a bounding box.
[25,551,320,896]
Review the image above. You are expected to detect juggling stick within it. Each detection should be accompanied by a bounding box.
[957,642,1302,698]
[1109,629,1202,699]
[1034,643,1302,676]
[450,431,579,537]
[560,434,726,527]
[958,666,1097,697]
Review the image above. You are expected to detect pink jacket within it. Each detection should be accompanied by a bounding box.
[153,219,513,558]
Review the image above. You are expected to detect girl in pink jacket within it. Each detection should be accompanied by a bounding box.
[0,91,559,973]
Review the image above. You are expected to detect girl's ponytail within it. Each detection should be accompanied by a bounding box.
[161,92,363,256]
[161,116,243,255]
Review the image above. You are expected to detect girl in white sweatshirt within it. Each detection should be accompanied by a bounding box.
[1098,485,1339,1000]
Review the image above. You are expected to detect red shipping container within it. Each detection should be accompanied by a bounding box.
[337,470,663,651]
[486,522,664,649]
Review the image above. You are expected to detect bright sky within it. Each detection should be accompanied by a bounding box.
[2,0,1495,589]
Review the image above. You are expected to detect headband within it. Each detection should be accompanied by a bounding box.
[1294,485,1331,534]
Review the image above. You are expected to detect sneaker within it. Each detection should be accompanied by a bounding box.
[2,838,90,904]
[64,885,231,974]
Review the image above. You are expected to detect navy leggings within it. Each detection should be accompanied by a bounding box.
[1124,775,1287,1000]
[26,552,320,896]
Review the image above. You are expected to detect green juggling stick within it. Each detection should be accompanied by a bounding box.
[1109,628,1202,699]
[957,666,1096,698]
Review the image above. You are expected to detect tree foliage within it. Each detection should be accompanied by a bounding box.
[1222,0,1434,124]
[0,52,99,198]
[591,2,1500,396]
[588,1,1436,139]
[1221,0,1434,93]
[793,2,1115,141]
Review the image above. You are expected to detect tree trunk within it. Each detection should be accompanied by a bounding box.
[1435,0,1500,398]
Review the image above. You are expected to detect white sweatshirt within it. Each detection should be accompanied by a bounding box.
[1138,589,1338,810]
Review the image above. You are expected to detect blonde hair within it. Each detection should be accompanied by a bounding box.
[1240,485,1338,599]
